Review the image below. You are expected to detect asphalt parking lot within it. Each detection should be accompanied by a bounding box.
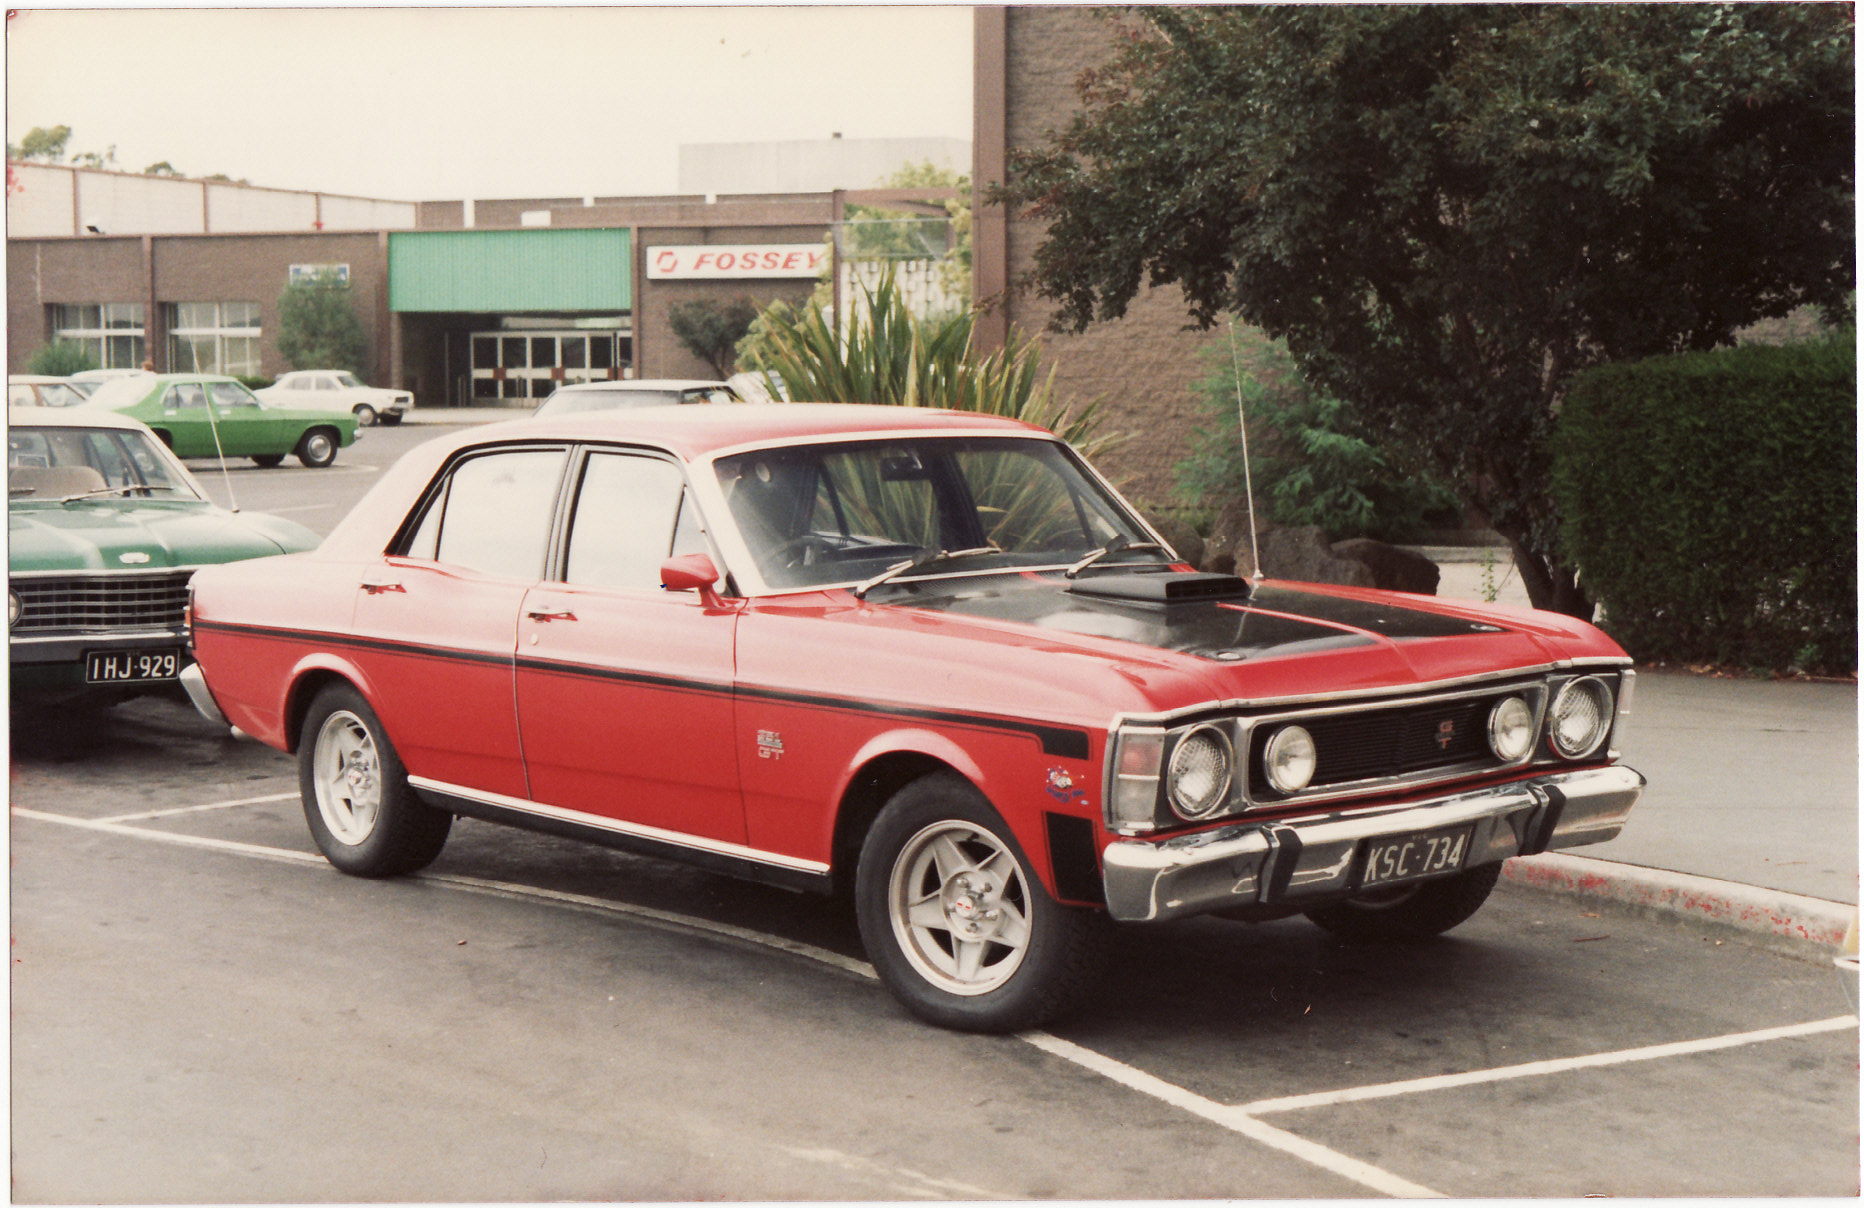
[11,692,1857,1201]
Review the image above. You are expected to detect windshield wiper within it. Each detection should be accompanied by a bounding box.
[1064,536,1170,578]
[56,485,169,504]
[851,545,1002,600]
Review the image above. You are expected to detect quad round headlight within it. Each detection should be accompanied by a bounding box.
[1550,676,1614,759]
[7,590,20,628]
[1263,724,1318,795]
[1487,695,1535,761]
[1168,725,1233,820]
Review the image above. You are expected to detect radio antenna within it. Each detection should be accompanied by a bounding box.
[201,383,240,513]
[1226,319,1263,580]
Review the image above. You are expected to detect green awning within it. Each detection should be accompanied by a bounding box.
[388,229,631,312]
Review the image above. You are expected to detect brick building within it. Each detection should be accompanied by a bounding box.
[10,8,1201,501]
[973,6,1228,505]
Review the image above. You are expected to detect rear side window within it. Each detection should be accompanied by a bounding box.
[403,448,567,580]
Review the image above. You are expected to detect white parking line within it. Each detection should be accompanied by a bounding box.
[1239,1015,1859,1115]
[97,791,299,824]
[14,804,1853,1200]
[1018,1031,1445,1198]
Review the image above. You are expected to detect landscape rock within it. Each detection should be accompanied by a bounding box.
[1143,513,1205,569]
[1256,525,1376,587]
[1332,538,1440,595]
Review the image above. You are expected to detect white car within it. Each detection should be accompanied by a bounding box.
[256,370,410,427]
[7,375,89,408]
[531,379,745,418]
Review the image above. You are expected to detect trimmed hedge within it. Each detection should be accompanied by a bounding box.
[1552,336,1856,672]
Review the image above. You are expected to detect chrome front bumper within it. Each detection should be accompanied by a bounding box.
[1101,765,1644,922]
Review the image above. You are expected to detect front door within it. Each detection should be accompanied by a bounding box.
[515,449,744,842]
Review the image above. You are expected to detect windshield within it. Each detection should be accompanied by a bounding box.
[714,436,1154,590]
[7,425,201,500]
[334,372,363,388]
[535,388,682,416]
[77,376,156,411]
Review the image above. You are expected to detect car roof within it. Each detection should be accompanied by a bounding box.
[549,379,729,394]
[8,404,157,432]
[476,403,1049,461]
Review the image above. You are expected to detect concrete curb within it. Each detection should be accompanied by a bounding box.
[1502,851,1853,960]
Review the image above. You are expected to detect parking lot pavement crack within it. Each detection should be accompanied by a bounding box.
[1236,1014,1860,1115]
[1017,1031,1445,1199]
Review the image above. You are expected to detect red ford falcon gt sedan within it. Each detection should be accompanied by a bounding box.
[181,404,1643,1032]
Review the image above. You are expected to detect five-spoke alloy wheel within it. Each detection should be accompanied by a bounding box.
[856,774,1108,1032]
[298,683,451,877]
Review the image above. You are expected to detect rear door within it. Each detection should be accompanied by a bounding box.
[347,444,569,800]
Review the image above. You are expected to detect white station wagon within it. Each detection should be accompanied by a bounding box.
[256,370,410,427]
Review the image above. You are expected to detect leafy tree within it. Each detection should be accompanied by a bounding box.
[7,125,72,162]
[143,161,181,177]
[24,340,98,377]
[275,277,367,374]
[995,5,1854,614]
[846,161,973,303]
[1180,327,1457,543]
[668,297,760,377]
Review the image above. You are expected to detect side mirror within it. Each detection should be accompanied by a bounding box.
[660,552,724,607]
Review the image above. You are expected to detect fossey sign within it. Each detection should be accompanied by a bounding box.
[647,244,825,279]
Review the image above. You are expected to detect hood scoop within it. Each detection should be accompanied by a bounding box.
[1066,571,1253,605]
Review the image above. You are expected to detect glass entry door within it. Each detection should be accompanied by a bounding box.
[470,331,628,402]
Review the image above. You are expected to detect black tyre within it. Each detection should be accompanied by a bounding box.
[295,428,338,468]
[297,683,451,877]
[1303,862,1504,941]
[251,453,286,468]
[352,404,377,427]
[855,773,1109,1032]
[379,413,403,427]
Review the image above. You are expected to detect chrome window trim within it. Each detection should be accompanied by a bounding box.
[407,776,831,876]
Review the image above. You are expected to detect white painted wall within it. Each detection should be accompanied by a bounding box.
[6,162,416,236]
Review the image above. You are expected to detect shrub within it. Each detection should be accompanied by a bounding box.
[1552,336,1857,673]
[743,270,1114,458]
[1177,328,1457,542]
[24,340,99,377]
[276,277,366,374]
[669,296,759,378]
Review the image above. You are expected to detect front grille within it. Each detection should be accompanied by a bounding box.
[10,570,193,632]
[1247,690,1525,799]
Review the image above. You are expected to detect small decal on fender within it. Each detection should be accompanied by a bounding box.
[756,730,785,760]
[1045,767,1086,805]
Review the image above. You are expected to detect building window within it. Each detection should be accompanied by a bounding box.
[165,302,261,377]
[50,303,147,369]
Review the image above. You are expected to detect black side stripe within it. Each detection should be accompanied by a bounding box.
[197,618,1093,760]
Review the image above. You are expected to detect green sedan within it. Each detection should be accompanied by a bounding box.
[8,407,320,702]
[78,373,359,468]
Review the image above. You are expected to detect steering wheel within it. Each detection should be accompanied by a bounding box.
[770,532,842,569]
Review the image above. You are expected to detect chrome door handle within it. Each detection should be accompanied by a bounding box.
[526,606,577,622]
[360,579,405,594]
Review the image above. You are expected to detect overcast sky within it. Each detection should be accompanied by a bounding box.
[5,5,974,202]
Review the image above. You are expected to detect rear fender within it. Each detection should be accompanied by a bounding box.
[278,651,379,754]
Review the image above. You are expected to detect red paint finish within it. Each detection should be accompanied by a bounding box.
[188,405,1640,912]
